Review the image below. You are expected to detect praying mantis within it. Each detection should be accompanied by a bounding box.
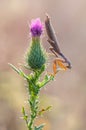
[45,14,71,75]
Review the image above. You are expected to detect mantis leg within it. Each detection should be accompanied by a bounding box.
[53,58,67,75]
[49,47,58,57]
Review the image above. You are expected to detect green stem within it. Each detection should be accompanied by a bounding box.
[28,81,39,130]
[24,66,54,130]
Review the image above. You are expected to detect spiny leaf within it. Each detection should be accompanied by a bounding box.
[22,107,28,124]
[38,74,54,88]
[38,106,52,115]
[34,124,45,130]
[9,63,29,80]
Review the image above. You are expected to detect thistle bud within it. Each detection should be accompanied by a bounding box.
[26,18,46,70]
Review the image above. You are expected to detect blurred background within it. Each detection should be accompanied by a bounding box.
[0,0,86,130]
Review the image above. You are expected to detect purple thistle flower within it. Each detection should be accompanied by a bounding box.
[30,18,43,37]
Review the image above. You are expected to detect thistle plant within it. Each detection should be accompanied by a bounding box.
[9,15,71,130]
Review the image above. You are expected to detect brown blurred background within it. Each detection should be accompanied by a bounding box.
[0,0,86,130]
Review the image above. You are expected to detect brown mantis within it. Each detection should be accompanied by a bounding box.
[45,14,71,75]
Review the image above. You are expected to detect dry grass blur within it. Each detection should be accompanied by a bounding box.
[0,0,86,130]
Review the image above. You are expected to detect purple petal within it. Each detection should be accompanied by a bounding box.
[30,18,43,37]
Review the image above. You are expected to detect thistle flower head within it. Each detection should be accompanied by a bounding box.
[26,18,46,70]
[30,18,43,37]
